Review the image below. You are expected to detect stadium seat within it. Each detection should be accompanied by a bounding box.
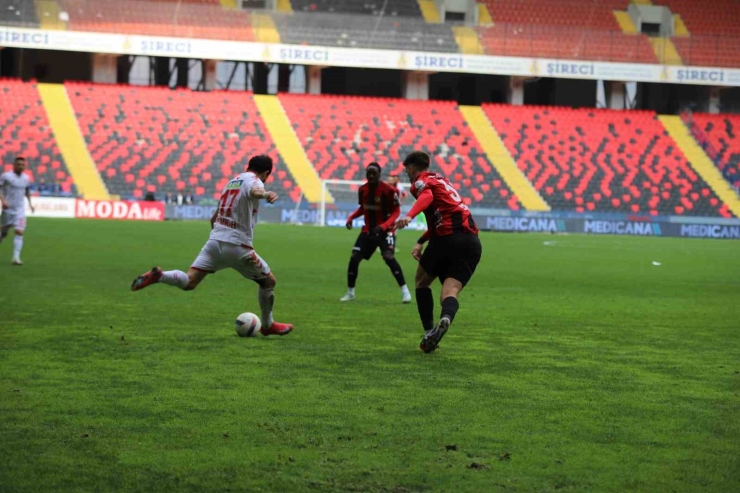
[652,0,740,67]
[690,113,740,190]
[65,82,300,202]
[476,0,658,63]
[483,104,732,218]
[278,93,522,210]
[58,0,255,41]
[271,11,459,52]
[0,0,39,27]
[0,79,76,195]
[289,0,423,18]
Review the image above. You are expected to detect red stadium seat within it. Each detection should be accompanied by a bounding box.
[0,79,75,194]
[483,103,732,217]
[59,0,255,41]
[65,82,300,201]
[278,93,522,209]
[476,0,658,63]
[690,113,740,191]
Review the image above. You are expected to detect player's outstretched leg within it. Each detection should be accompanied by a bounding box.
[340,252,362,301]
[381,250,411,303]
[420,279,463,353]
[257,273,293,336]
[131,267,205,291]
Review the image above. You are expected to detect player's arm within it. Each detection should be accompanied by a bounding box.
[395,188,433,229]
[249,186,278,204]
[345,206,364,230]
[210,210,217,229]
[411,229,430,261]
[346,188,364,230]
[25,187,34,213]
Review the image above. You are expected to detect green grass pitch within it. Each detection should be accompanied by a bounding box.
[1,218,739,492]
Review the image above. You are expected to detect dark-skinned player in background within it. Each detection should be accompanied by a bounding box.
[340,162,412,304]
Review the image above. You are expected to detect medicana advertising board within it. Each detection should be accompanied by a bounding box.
[1,26,739,86]
[163,204,740,240]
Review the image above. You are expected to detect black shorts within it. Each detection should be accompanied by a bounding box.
[420,233,482,287]
[353,232,396,260]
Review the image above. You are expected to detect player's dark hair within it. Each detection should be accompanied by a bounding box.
[403,151,430,170]
[367,162,381,172]
[247,155,273,174]
[14,156,25,163]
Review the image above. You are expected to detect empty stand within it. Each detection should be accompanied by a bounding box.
[59,0,254,41]
[0,0,39,27]
[65,83,300,201]
[289,0,422,17]
[652,0,740,36]
[652,0,740,67]
[481,0,626,29]
[271,12,459,52]
[0,79,75,195]
[671,35,740,69]
[477,23,656,63]
[278,93,522,210]
[476,0,657,63]
[690,113,740,189]
[483,104,732,218]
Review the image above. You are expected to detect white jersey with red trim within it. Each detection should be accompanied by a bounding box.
[210,172,263,248]
[0,171,30,214]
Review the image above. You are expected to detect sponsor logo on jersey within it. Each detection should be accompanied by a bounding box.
[226,180,243,190]
[375,196,381,203]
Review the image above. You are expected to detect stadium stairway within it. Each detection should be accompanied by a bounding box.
[612,11,638,35]
[477,2,493,25]
[36,0,67,30]
[659,115,740,217]
[417,0,441,23]
[251,12,280,43]
[460,106,550,212]
[252,95,329,204]
[452,26,485,55]
[649,37,683,65]
[37,84,110,200]
[219,0,236,8]
[276,0,292,13]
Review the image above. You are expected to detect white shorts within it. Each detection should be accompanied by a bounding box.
[191,239,271,281]
[1,211,26,232]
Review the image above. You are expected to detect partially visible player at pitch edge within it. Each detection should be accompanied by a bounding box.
[340,162,412,304]
[395,151,482,353]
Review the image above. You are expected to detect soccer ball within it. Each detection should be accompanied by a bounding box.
[235,312,261,337]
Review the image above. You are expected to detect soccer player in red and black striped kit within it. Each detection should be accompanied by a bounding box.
[340,163,412,303]
[396,151,482,353]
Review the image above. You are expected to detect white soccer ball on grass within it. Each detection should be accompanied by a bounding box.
[235,312,261,337]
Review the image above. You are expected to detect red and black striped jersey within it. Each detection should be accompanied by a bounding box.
[357,181,400,233]
[410,172,478,238]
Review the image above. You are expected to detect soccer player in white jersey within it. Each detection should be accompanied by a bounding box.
[130,155,293,336]
[387,174,408,204]
[0,157,35,265]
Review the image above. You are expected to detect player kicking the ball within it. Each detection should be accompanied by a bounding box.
[0,157,35,265]
[131,155,293,336]
[395,151,482,353]
[340,162,412,303]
